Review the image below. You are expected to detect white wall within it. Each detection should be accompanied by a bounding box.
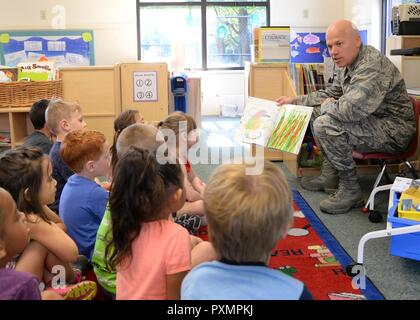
[0,0,138,65]
[271,0,345,31]
[344,0,383,50]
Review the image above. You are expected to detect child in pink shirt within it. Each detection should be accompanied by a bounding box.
[106,147,215,300]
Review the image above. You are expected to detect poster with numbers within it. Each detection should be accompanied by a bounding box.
[133,71,158,102]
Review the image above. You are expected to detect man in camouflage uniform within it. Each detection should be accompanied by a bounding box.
[277,20,415,214]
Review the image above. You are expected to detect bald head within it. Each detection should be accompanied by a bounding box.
[327,20,360,39]
[326,20,362,68]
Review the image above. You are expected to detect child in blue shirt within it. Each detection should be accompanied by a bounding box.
[181,161,313,300]
[59,130,110,261]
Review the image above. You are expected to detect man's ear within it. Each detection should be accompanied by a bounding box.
[355,35,362,48]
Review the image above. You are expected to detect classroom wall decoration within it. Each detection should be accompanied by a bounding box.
[0,30,95,68]
[290,30,367,63]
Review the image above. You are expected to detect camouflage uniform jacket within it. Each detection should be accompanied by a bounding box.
[295,45,415,149]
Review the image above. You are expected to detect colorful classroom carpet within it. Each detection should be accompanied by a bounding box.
[197,190,385,301]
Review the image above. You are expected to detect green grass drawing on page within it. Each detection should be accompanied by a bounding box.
[269,111,299,148]
[287,115,306,152]
[284,113,306,153]
[268,111,307,153]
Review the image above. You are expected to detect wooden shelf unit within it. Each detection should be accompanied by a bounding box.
[1,62,170,150]
[245,62,297,162]
[60,65,121,144]
[387,35,420,89]
[60,62,169,144]
[0,106,35,149]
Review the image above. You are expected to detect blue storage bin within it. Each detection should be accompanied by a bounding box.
[388,192,420,261]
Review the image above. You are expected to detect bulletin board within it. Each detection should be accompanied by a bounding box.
[0,30,95,67]
[290,30,367,63]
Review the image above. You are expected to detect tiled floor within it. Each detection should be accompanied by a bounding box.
[200,116,244,148]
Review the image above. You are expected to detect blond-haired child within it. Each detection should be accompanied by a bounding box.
[181,162,313,300]
[46,98,87,213]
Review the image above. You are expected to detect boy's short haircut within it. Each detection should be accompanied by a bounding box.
[116,123,164,158]
[29,99,50,130]
[45,97,82,135]
[204,161,293,263]
[61,130,106,173]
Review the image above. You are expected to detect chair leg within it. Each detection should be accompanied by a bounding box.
[373,162,387,190]
[364,162,387,209]
[404,160,418,179]
[383,160,392,183]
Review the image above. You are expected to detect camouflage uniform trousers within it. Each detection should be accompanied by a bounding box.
[310,106,409,172]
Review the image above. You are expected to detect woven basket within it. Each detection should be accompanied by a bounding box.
[0,80,63,108]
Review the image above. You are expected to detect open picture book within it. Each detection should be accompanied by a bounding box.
[240,96,313,155]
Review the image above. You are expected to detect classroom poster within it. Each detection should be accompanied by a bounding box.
[290,30,368,63]
[0,30,95,68]
[133,71,158,102]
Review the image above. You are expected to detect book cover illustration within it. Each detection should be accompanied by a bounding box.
[241,97,312,155]
[257,27,290,63]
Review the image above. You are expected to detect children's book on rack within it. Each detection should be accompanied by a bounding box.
[252,27,291,63]
[288,63,326,96]
[240,97,312,155]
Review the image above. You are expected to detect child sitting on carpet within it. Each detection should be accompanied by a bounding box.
[181,161,313,300]
[106,147,216,300]
[158,112,206,224]
[46,98,87,214]
[59,130,110,261]
[0,187,62,300]
[92,123,164,299]
[0,148,97,299]
[92,124,213,299]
